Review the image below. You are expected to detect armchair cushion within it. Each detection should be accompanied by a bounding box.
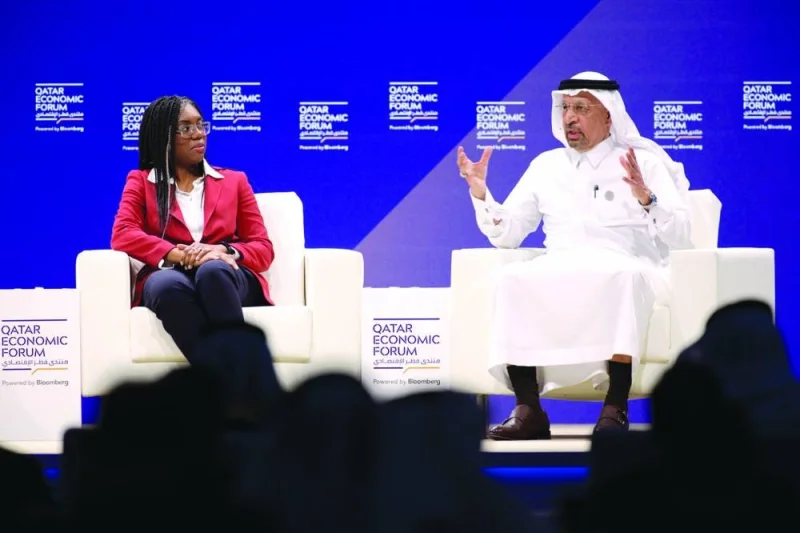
[129,305,312,364]
[644,305,670,363]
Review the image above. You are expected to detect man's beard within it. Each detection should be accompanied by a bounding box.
[566,129,584,148]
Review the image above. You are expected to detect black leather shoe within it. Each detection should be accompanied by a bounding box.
[487,405,551,440]
[594,405,630,433]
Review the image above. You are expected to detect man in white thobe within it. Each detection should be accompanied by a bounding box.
[457,72,693,439]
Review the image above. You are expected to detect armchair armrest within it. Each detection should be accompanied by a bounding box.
[450,248,546,394]
[76,250,178,397]
[669,247,776,355]
[303,248,364,377]
[76,250,132,397]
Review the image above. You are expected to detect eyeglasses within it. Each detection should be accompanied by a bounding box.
[175,121,211,138]
[556,103,596,116]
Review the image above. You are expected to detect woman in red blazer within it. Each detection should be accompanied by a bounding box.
[111,95,275,362]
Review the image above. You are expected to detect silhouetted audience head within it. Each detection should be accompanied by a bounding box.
[98,364,225,439]
[60,366,233,527]
[686,300,791,390]
[0,447,58,530]
[192,322,284,428]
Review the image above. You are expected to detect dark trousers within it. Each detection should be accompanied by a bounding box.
[141,261,268,362]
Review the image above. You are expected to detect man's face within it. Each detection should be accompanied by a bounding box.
[560,92,611,151]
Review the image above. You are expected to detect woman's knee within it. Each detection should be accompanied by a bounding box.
[195,260,235,283]
[142,270,193,307]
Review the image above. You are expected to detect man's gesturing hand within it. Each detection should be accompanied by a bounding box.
[620,148,652,205]
[457,146,492,201]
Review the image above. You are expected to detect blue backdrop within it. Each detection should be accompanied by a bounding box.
[1,0,796,425]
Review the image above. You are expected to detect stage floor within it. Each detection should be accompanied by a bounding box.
[6,424,654,522]
[481,423,648,467]
[2,423,649,466]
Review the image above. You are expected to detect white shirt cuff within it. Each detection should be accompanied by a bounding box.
[471,189,503,220]
[645,203,669,226]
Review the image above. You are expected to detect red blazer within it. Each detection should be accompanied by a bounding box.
[110,166,274,307]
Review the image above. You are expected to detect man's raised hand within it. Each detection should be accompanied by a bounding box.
[457,146,492,200]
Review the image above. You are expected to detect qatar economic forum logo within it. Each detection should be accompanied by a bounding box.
[743,81,791,132]
[388,81,439,132]
[210,82,262,132]
[652,100,703,151]
[1,319,70,388]
[34,82,85,133]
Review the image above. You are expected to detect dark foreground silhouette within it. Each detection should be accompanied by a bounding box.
[2,300,799,532]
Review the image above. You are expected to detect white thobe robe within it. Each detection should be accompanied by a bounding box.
[471,137,692,395]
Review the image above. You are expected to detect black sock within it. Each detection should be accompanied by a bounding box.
[507,365,542,411]
[605,361,632,410]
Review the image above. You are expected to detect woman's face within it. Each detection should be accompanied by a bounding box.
[173,103,207,168]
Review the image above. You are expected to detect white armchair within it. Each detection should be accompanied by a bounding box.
[449,189,775,400]
[76,192,363,397]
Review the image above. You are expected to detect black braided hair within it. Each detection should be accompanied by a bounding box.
[138,96,203,234]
